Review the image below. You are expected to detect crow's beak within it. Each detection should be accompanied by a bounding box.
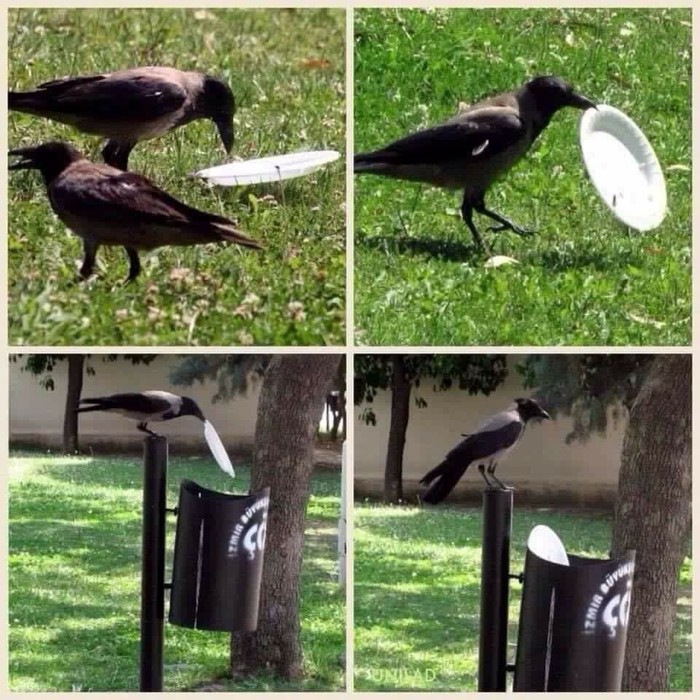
[539,408,552,420]
[9,147,37,170]
[569,92,598,111]
[214,116,235,154]
[193,405,207,422]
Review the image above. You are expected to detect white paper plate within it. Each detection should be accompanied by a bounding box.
[196,150,341,186]
[579,105,666,231]
[204,420,235,477]
[527,525,569,566]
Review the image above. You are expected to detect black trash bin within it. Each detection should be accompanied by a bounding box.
[169,480,270,632]
[514,525,635,692]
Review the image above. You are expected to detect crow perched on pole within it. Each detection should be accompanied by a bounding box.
[76,391,206,437]
[9,67,235,171]
[354,75,597,250]
[9,141,262,282]
[420,398,551,504]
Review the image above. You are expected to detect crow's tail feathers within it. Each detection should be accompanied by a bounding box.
[213,222,264,250]
[420,462,469,505]
[75,397,111,413]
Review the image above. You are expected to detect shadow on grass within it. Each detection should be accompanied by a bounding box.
[358,233,480,262]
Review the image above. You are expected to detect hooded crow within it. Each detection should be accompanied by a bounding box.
[354,75,597,250]
[76,390,206,437]
[9,141,262,282]
[420,397,550,504]
[9,67,235,170]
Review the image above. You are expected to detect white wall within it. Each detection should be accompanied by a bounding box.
[354,364,625,501]
[10,355,260,449]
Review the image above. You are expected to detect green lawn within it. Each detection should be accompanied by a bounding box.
[9,452,345,691]
[9,9,345,346]
[354,502,692,691]
[354,9,691,345]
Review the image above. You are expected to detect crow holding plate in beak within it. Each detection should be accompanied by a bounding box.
[9,67,235,171]
[76,391,206,437]
[355,75,597,250]
[9,141,262,283]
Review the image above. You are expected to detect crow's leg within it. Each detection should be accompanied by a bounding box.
[137,422,161,437]
[102,140,135,171]
[124,247,141,283]
[487,463,508,490]
[460,191,489,252]
[474,196,533,236]
[79,240,98,280]
[478,464,494,487]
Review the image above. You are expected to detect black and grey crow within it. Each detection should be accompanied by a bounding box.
[354,75,597,250]
[9,141,262,282]
[9,67,235,170]
[420,397,550,504]
[76,391,205,436]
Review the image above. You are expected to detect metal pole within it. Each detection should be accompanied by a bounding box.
[140,435,168,692]
[478,487,514,692]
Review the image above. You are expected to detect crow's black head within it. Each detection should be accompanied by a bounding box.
[9,141,83,185]
[514,397,551,422]
[525,75,597,114]
[199,75,235,154]
[180,396,206,422]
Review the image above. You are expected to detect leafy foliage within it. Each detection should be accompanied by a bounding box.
[354,354,508,424]
[169,355,270,402]
[14,354,157,391]
[520,354,655,442]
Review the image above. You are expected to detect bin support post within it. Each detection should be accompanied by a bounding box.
[140,435,168,692]
[478,487,514,692]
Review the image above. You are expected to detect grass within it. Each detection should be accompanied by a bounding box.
[9,451,345,691]
[8,9,345,346]
[354,502,692,691]
[354,9,691,345]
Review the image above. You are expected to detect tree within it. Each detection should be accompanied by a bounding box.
[229,354,341,678]
[170,353,343,679]
[610,355,691,691]
[354,354,508,503]
[523,354,690,691]
[15,354,157,452]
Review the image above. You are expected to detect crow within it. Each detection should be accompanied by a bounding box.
[9,141,262,282]
[9,67,235,170]
[76,391,205,437]
[420,397,551,504]
[354,75,597,250]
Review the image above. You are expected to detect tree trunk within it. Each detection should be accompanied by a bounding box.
[611,354,691,691]
[230,354,341,680]
[384,355,410,504]
[62,355,85,453]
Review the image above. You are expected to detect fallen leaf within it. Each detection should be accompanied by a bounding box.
[666,164,690,172]
[299,58,331,70]
[627,312,666,329]
[485,255,519,269]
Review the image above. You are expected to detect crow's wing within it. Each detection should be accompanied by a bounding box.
[53,170,233,229]
[446,420,523,464]
[34,74,186,121]
[80,392,173,413]
[356,110,524,166]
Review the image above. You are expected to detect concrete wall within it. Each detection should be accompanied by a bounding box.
[354,365,625,507]
[10,355,261,453]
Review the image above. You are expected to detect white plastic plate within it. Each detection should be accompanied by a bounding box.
[527,525,570,566]
[579,104,666,231]
[196,150,341,186]
[204,420,235,477]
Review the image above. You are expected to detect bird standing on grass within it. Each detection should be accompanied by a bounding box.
[354,75,597,251]
[9,67,236,171]
[76,391,206,437]
[9,141,262,282]
[420,397,551,504]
